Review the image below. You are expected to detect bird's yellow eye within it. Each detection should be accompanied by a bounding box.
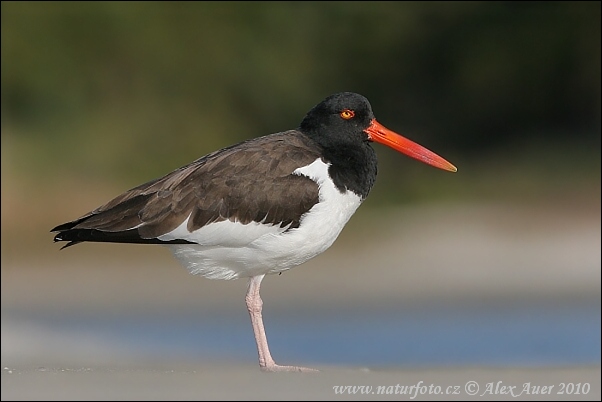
[340,109,355,120]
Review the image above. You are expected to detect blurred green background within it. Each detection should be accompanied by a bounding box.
[2,2,600,213]
[1,1,601,379]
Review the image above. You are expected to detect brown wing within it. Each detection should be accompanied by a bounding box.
[52,131,322,247]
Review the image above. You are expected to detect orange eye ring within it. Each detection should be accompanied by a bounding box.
[340,109,355,120]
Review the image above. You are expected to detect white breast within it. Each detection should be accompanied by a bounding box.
[162,158,363,280]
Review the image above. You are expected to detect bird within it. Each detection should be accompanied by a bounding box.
[51,92,457,372]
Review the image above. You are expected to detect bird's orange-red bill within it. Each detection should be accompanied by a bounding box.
[364,119,457,172]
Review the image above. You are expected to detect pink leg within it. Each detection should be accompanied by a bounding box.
[246,275,318,372]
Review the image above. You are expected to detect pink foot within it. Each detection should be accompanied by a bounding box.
[260,363,319,373]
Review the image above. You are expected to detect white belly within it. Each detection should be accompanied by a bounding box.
[161,158,363,280]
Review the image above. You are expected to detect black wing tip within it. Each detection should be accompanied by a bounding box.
[53,231,79,249]
[51,227,195,247]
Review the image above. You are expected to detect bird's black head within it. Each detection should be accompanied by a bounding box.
[299,92,376,150]
[296,92,457,199]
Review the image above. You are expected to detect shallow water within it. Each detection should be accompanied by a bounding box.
[5,300,600,368]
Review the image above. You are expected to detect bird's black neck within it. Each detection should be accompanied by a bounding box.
[319,142,378,200]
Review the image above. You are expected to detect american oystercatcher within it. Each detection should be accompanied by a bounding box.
[52,92,456,372]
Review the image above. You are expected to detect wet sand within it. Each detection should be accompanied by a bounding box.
[2,364,600,401]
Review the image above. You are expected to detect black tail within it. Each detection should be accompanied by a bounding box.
[52,220,192,250]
